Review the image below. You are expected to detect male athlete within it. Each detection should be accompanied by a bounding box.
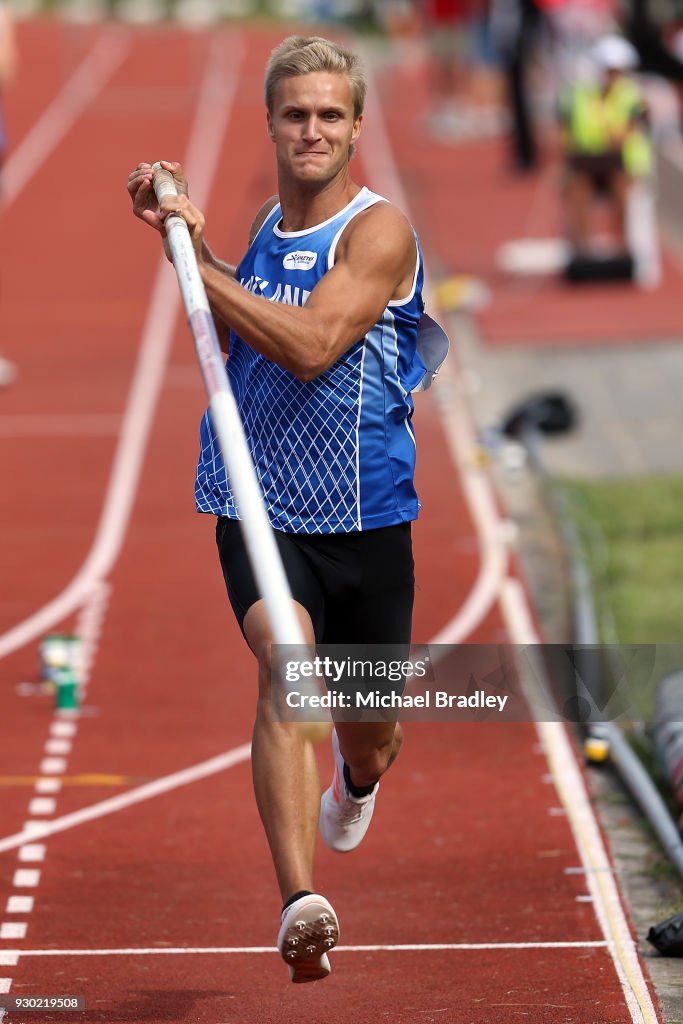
[128,35,440,984]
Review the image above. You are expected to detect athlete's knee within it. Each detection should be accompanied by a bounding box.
[244,600,316,702]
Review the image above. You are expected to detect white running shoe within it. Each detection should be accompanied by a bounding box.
[277,893,339,983]
[319,730,378,853]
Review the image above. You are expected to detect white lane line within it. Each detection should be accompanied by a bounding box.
[43,740,72,757]
[566,866,616,875]
[11,871,40,889]
[363,56,660,1024]
[73,581,110,691]
[28,799,56,817]
[0,29,246,662]
[34,780,61,795]
[0,940,610,957]
[0,745,252,855]
[539,717,659,1024]
[2,29,131,209]
[0,42,248,1013]
[21,823,51,837]
[499,581,659,1024]
[0,924,26,941]
[50,722,78,739]
[425,359,512,645]
[0,957,19,967]
[4,899,33,915]
[360,58,511,647]
[17,846,45,864]
[0,415,121,438]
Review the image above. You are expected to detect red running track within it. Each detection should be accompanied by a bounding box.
[0,19,661,1024]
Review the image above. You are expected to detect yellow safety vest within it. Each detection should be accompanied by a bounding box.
[564,77,652,177]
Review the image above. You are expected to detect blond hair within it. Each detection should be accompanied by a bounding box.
[264,35,366,120]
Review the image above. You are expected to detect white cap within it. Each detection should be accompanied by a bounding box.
[591,35,639,71]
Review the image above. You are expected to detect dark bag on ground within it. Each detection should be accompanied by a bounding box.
[564,253,634,283]
[647,911,683,956]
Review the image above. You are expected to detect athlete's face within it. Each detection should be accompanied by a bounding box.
[267,72,362,186]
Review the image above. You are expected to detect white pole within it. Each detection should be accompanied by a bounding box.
[151,165,312,682]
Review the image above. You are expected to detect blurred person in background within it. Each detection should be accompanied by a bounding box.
[420,0,474,135]
[0,0,18,387]
[624,0,683,81]
[468,1,508,134]
[559,33,652,256]
[490,0,548,170]
[545,0,618,87]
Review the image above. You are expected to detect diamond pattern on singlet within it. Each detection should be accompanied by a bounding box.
[196,339,364,532]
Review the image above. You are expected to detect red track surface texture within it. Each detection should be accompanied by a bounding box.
[0,19,662,1024]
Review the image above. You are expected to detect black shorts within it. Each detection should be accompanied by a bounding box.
[215,518,414,645]
[568,151,624,194]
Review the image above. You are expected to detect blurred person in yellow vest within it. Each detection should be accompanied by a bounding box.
[560,33,652,256]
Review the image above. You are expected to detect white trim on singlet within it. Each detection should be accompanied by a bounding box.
[388,240,420,307]
[323,193,420,306]
[272,185,374,239]
[354,340,368,531]
[248,201,281,249]
[387,309,417,446]
[327,192,386,270]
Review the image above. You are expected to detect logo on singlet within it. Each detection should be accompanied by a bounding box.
[283,250,318,271]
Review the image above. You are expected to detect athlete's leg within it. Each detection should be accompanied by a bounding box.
[332,524,412,787]
[215,518,326,902]
[243,598,322,902]
[611,167,631,251]
[319,524,413,850]
[565,167,594,252]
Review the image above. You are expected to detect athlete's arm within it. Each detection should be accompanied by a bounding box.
[210,197,280,353]
[161,196,417,381]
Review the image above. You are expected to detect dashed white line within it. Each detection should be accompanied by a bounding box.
[4,899,32,915]
[38,759,67,775]
[12,871,40,889]
[34,779,61,795]
[17,846,45,864]
[44,740,72,756]
[28,798,56,817]
[22,822,51,838]
[0,69,249,1020]
[50,721,78,739]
